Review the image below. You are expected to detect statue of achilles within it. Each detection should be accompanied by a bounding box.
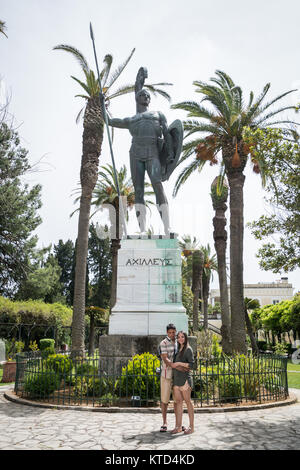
[107,67,183,236]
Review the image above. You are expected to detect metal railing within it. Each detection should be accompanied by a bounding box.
[0,323,108,354]
[14,351,288,408]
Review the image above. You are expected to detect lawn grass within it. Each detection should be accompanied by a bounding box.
[287,359,300,371]
[288,372,300,389]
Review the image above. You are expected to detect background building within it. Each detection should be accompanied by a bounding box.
[210,277,294,308]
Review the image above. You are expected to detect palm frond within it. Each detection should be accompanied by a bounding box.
[106,48,136,89]
[71,75,91,96]
[255,106,298,126]
[100,54,113,86]
[258,89,297,114]
[172,159,205,197]
[144,85,172,102]
[53,44,90,72]
[171,101,216,120]
[107,84,135,100]
[75,106,85,124]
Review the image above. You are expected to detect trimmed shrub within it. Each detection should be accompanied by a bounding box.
[75,361,98,376]
[39,339,55,351]
[218,374,242,403]
[118,353,160,401]
[72,375,113,398]
[46,354,73,376]
[24,371,60,398]
[39,338,55,358]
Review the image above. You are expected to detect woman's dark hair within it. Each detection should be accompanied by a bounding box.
[177,331,189,355]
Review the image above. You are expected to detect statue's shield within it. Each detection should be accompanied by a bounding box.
[160,119,183,182]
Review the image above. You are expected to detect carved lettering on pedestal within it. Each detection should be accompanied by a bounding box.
[126,258,172,266]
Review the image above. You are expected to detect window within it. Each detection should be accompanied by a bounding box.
[272,300,280,305]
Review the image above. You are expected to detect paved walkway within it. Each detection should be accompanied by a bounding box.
[0,386,299,450]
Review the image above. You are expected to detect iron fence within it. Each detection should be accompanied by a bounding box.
[0,323,108,355]
[14,351,288,408]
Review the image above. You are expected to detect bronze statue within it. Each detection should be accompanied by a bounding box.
[107,67,183,235]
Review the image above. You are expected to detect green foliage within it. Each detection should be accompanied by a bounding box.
[15,249,64,303]
[0,296,73,326]
[171,71,297,197]
[212,335,222,358]
[53,239,75,305]
[98,393,117,406]
[218,374,242,403]
[40,339,55,358]
[87,223,112,310]
[75,361,98,376]
[24,371,61,398]
[5,338,24,359]
[0,297,73,347]
[182,278,193,320]
[252,297,300,336]
[274,342,288,356]
[72,374,113,398]
[243,127,300,273]
[46,354,73,376]
[39,339,55,351]
[195,330,222,359]
[28,340,39,351]
[0,122,42,296]
[256,340,268,351]
[119,353,160,400]
[15,341,24,353]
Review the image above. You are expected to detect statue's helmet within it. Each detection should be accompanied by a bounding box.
[135,88,151,102]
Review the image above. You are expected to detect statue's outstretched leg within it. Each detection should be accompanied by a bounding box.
[131,157,146,232]
[146,158,171,235]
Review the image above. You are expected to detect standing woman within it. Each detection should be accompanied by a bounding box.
[171,331,194,434]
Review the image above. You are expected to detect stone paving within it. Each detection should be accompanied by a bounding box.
[0,386,300,450]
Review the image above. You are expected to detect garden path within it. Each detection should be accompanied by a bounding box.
[0,387,299,450]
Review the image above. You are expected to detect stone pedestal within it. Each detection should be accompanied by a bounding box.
[109,235,189,335]
[99,235,192,363]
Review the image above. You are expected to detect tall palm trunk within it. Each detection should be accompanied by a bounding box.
[227,170,247,353]
[202,272,209,331]
[223,141,248,354]
[72,97,103,354]
[211,177,231,354]
[192,250,204,333]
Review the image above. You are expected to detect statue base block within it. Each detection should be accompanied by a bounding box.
[98,334,197,372]
[109,236,189,336]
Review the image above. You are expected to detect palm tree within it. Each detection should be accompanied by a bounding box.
[54,44,171,354]
[172,70,297,353]
[91,164,154,309]
[179,234,200,288]
[201,244,217,331]
[0,20,7,38]
[210,176,231,353]
[191,249,204,333]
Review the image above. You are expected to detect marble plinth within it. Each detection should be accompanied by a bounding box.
[109,236,189,336]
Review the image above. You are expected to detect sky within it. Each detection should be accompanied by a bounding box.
[1,0,299,293]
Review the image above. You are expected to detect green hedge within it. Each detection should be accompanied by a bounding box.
[24,371,61,398]
[118,353,160,401]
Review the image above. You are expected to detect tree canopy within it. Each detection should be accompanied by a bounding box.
[0,122,42,296]
[243,127,300,273]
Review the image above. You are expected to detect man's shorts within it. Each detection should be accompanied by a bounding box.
[160,376,173,404]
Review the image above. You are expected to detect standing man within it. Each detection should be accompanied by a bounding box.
[158,324,178,432]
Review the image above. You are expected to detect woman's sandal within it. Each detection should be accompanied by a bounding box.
[160,425,167,432]
[183,426,194,435]
[170,426,186,434]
